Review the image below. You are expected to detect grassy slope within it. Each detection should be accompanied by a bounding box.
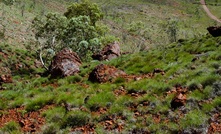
[91,0,219,52]
[0,0,221,133]
[0,0,219,51]
[0,0,67,48]
[0,34,221,133]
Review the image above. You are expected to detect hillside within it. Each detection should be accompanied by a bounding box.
[0,0,221,133]
[1,0,220,51]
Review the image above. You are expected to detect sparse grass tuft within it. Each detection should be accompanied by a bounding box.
[62,110,91,128]
[25,93,54,111]
[0,121,21,133]
[179,110,208,129]
[86,90,115,111]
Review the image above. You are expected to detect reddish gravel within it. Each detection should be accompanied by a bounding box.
[0,105,54,133]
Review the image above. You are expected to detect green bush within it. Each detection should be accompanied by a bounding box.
[32,0,106,63]
[64,0,103,26]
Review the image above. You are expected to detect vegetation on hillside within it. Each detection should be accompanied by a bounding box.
[0,0,221,133]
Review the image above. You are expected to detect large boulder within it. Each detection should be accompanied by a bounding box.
[92,42,121,61]
[49,48,81,77]
[207,26,221,37]
[88,64,126,83]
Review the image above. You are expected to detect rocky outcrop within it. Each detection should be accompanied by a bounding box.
[49,48,81,77]
[92,42,121,61]
[88,64,126,83]
[207,26,221,37]
[0,74,13,85]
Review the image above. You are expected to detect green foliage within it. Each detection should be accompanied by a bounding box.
[127,21,144,34]
[62,110,91,127]
[179,110,208,129]
[42,107,66,125]
[163,18,179,43]
[86,91,115,111]
[1,3,221,132]
[32,0,105,63]
[40,123,60,134]
[25,94,54,111]
[1,0,15,6]
[109,95,132,115]
[0,121,21,133]
[64,0,103,25]
[67,75,82,83]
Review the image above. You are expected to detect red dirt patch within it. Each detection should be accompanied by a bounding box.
[208,113,221,133]
[0,105,54,133]
[72,124,95,134]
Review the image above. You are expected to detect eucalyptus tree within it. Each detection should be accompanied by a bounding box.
[32,0,105,70]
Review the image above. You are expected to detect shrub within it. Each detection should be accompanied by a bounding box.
[64,0,103,26]
[32,0,106,66]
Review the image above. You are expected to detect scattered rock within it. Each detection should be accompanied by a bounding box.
[88,64,126,83]
[49,48,81,77]
[208,113,221,133]
[153,68,165,75]
[191,57,199,62]
[207,26,221,37]
[92,42,121,61]
[0,74,13,85]
[171,93,187,109]
[15,63,23,70]
[170,86,188,109]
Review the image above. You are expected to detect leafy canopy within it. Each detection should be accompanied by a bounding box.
[64,0,103,26]
[32,0,106,65]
